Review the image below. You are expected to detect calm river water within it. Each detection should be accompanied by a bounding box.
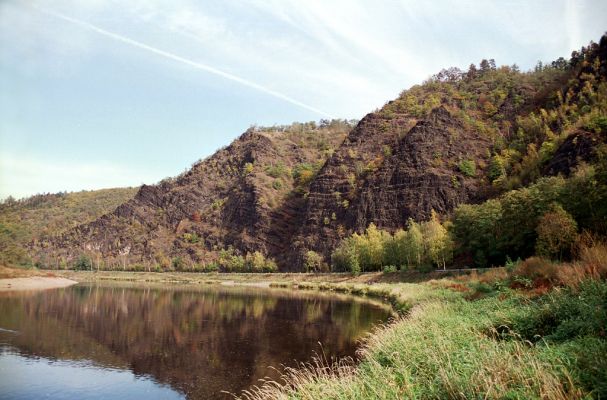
[0,283,391,399]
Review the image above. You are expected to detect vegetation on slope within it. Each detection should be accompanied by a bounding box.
[0,188,137,267]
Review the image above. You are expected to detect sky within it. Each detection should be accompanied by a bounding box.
[1,0,606,200]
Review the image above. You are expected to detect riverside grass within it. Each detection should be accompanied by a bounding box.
[242,279,606,399]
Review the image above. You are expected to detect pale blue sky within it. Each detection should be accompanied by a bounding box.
[1,0,606,199]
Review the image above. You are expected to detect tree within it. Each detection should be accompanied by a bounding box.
[304,250,325,272]
[535,204,578,260]
[422,211,452,269]
[331,238,359,274]
[363,223,386,270]
[404,219,424,268]
[488,155,505,182]
[466,63,478,80]
[383,229,407,268]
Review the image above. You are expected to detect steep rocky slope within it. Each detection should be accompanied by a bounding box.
[34,122,352,269]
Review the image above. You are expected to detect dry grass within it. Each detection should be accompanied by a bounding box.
[0,265,50,279]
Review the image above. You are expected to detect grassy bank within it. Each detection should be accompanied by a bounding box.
[243,280,606,399]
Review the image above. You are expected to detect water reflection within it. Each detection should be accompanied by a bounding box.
[0,283,391,399]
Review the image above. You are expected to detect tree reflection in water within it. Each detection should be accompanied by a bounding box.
[0,283,391,399]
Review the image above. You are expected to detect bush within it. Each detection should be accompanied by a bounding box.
[304,250,325,272]
[242,162,254,175]
[292,163,321,187]
[204,262,220,272]
[171,256,186,271]
[383,265,397,273]
[535,204,577,261]
[512,257,558,284]
[74,255,92,271]
[458,159,476,177]
[183,232,200,244]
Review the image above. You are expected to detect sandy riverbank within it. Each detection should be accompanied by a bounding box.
[0,276,78,292]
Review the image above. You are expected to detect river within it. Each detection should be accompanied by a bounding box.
[0,283,391,399]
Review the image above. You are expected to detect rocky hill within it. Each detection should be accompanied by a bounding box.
[0,188,137,266]
[28,33,607,271]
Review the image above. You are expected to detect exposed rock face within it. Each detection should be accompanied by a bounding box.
[36,124,350,268]
[34,107,505,270]
[544,130,606,177]
[292,107,491,262]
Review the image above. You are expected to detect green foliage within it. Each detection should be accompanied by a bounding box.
[182,232,200,244]
[211,198,226,211]
[535,204,578,260]
[74,255,92,271]
[0,188,136,266]
[304,250,326,272]
[583,114,607,133]
[171,256,186,271]
[244,251,278,272]
[382,265,397,273]
[331,240,359,273]
[331,217,453,272]
[272,179,283,190]
[451,157,607,266]
[487,155,505,182]
[458,159,477,177]
[217,247,277,272]
[292,162,322,187]
[264,162,288,178]
[242,162,254,175]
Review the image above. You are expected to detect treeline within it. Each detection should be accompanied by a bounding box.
[451,160,606,267]
[72,247,278,273]
[330,212,453,273]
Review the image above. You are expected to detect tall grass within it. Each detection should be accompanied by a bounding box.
[240,293,592,399]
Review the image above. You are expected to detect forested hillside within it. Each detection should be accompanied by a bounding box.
[0,188,137,266]
[20,33,607,272]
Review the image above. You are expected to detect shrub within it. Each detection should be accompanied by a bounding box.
[292,163,321,187]
[383,265,397,273]
[535,204,577,261]
[265,163,288,178]
[583,114,607,133]
[458,159,476,177]
[272,180,283,190]
[242,162,254,175]
[304,250,325,272]
[512,257,559,285]
[171,256,186,271]
[204,262,220,272]
[183,232,200,244]
[74,255,92,271]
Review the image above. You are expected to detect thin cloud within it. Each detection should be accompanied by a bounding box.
[29,4,335,118]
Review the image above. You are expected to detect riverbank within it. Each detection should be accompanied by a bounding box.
[0,265,78,292]
[0,276,78,292]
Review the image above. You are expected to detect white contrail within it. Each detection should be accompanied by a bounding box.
[30,5,334,118]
